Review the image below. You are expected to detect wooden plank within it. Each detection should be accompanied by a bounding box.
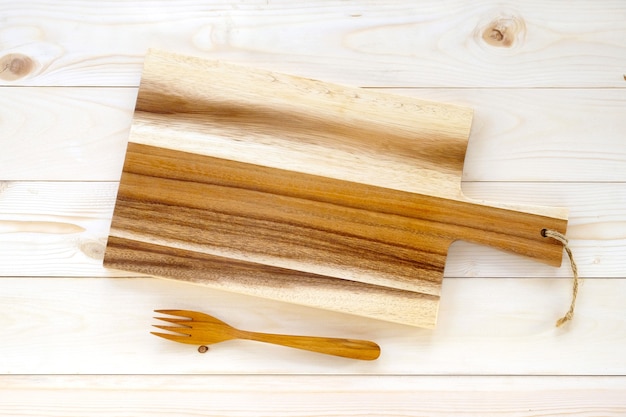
[0,87,135,181]
[0,181,124,277]
[105,49,477,326]
[0,1,623,414]
[1,1,625,87]
[0,276,624,375]
[2,375,626,417]
[412,88,626,183]
[103,145,563,327]
[0,181,623,278]
[106,235,441,328]
[2,87,624,182]
[126,51,475,200]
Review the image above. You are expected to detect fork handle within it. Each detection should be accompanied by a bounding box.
[241,331,380,360]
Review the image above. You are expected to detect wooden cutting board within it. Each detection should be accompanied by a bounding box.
[104,49,568,328]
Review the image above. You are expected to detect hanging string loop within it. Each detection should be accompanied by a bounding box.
[542,229,579,327]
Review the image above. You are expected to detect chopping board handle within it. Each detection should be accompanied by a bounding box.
[444,196,568,267]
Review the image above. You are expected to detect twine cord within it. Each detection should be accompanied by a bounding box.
[541,228,579,327]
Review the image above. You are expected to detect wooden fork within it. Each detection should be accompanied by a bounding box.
[152,309,381,361]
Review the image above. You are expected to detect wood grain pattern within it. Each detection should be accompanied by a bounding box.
[105,235,440,327]
[0,87,135,180]
[2,1,625,414]
[2,375,626,417]
[3,87,624,182]
[1,1,625,87]
[1,277,625,375]
[104,50,567,327]
[130,50,475,200]
[0,181,621,278]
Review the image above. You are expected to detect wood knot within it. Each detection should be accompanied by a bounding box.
[0,53,35,81]
[80,239,106,260]
[0,181,9,195]
[477,12,526,49]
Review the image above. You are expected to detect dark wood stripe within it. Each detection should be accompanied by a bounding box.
[104,235,440,327]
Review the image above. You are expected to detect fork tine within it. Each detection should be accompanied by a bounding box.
[152,324,193,336]
[153,316,192,327]
[154,309,212,321]
[151,331,196,344]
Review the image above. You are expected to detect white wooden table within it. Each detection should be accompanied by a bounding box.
[1,1,625,415]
